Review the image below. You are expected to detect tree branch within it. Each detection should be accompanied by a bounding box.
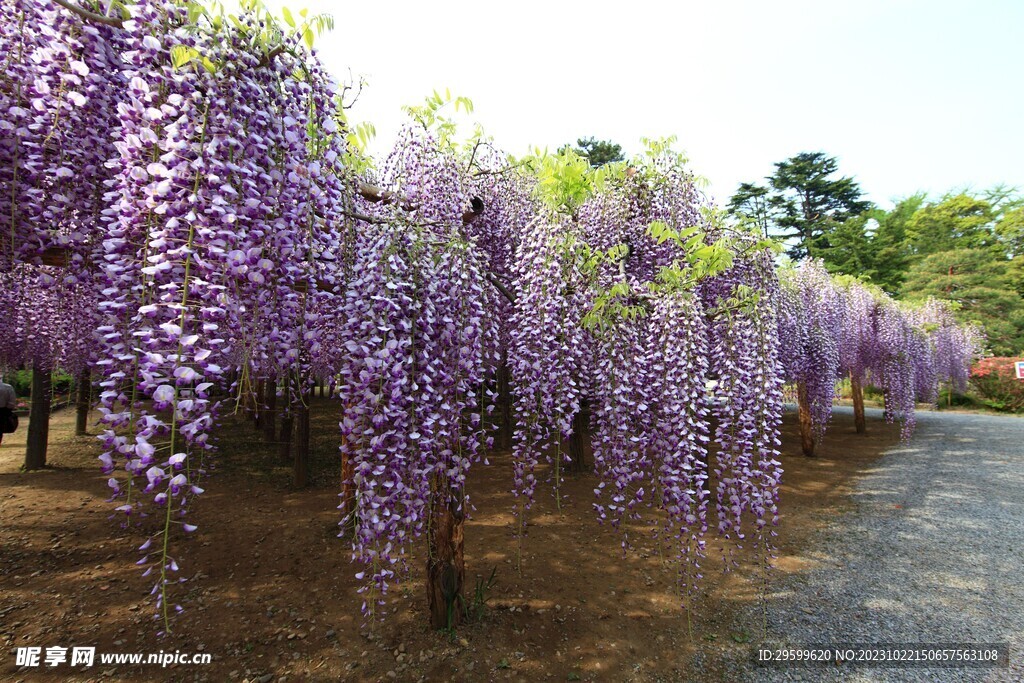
[357,182,409,209]
[486,273,517,304]
[256,45,287,69]
[472,159,531,179]
[50,0,124,28]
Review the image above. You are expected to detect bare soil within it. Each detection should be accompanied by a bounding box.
[0,400,901,682]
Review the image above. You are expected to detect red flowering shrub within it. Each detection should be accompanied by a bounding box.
[970,357,1024,412]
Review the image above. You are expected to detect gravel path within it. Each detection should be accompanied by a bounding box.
[726,407,1024,682]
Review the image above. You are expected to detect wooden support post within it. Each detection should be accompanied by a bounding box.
[851,372,866,435]
[796,382,816,457]
[75,369,90,436]
[263,375,277,442]
[279,380,293,462]
[24,364,51,470]
[427,478,465,630]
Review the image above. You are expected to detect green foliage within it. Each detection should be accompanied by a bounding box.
[861,194,926,293]
[558,136,625,167]
[2,369,74,397]
[906,194,998,256]
[901,248,1024,354]
[936,386,979,409]
[532,147,598,214]
[401,89,475,151]
[818,214,876,278]
[727,182,770,237]
[172,2,333,75]
[729,151,871,260]
[4,369,32,396]
[580,222,771,331]
[995,207,1024,258]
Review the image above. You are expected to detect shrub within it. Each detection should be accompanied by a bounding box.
[970,357,1024,412]
[1,368,76,398]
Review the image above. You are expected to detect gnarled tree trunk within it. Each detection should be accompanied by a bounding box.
[262,375,277,442]
[850,372,866,434]
[565,403,589,474]
[427,479,465,630]
[24,364,51,470]
[75,369,90,436]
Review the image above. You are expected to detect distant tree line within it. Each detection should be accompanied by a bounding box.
[729,152,1024,355]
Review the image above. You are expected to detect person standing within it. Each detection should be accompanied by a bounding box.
[0,374,16,445]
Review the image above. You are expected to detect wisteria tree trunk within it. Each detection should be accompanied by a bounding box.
[850,372,866,434]
[75,369,90,436]
[294,396,310,488]
[426,479,465,630]
[253,378,264,429]
[278,379,293,461]
[566,404,588,474]
[262,375,277,442]
[796,382,816,457]
[24,365,51,470]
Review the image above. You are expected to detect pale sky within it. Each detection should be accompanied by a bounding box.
[264,0,1022,209]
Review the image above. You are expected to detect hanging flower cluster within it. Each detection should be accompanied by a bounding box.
[700,253,784,562]
[781,263,983,444]
[334,126,496,618]
[909,297,985,395]
[0,0,118,375]
[506,143,783,602]
[1,0,353,633]
[777,260,845,440]
[507,217,587,516]
[7,1,986,639]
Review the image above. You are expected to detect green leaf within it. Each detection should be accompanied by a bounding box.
[281,6,295,27]
[303,27,314,48]
[170,44,198,69]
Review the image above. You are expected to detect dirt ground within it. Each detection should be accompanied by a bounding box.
[0,399,902,682]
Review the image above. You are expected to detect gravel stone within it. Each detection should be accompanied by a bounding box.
[726,408,1024,682]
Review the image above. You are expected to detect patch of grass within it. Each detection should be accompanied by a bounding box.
[466,566,497,623]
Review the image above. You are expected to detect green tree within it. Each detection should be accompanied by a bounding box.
[559,136,624,167]
[727,182,770,237]
[863,193,926,293]
[995,207,1024,258]
[818,214,877,277]
[729,152,872,260]
[901,248,1024,354]
[905,194,998,256]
